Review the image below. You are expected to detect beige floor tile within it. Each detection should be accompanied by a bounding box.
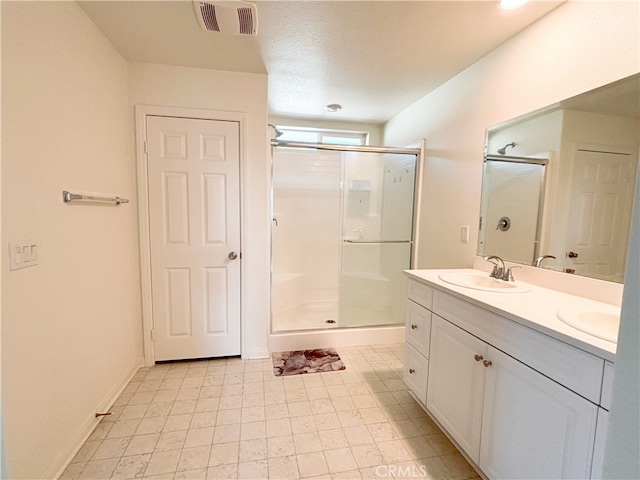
[124,434,160,456]
[144,449,181,476]
[184,427,215,448]
[297,451,329,478]
[268,435,296,458]
[155,431,187,452]
[324,448,358,473]
[213,424,241,444]
[266,418,292,437]
[208,441,240,467]
[93,437,131,460]
[177,445,211,472]
[294,431,323,454]
[268,454,300,480]
[238,459,268,480]
[78,458,119,479]
[239,438,268,462]
[111,453,151,479]
[67,347,480,480]
[351,443,384,469]
[318,429,352,452]
[175,467,207,479]
[343,426,374,447]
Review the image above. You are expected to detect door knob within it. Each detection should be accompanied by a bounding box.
[228,251,238,260]
[567,251,579,258]
[474,354,483,362]
[483,360,493,368]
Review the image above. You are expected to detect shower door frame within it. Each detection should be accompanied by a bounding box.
[269,139,424,333]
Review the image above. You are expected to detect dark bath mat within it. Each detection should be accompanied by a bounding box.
[272,348,346,376]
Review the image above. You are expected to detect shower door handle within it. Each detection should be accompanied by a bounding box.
[228,251,238,260]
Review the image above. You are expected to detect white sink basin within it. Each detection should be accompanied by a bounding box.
[438,272,530,293]
[557,307,621,343]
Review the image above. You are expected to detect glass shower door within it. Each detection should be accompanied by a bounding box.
[339,151,417,327]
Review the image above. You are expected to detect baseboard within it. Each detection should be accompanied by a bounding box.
[49,355,144,479]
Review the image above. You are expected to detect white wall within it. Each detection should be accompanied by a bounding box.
[383,0,639,270]
[1,3,143,478]
[128,62,270,359]
[383,1,639,477]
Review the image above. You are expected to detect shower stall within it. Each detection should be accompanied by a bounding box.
[271,141,421,334]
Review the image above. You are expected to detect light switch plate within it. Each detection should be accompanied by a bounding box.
[9,241,39,270]
[461,226,470,243]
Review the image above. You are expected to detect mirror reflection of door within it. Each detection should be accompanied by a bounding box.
[563,147,636,282]
[479,159,546,265]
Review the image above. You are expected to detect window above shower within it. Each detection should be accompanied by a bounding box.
[275,126,368,146]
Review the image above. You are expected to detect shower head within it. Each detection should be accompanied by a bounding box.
[268,124,284,138]
[497,142,516,155]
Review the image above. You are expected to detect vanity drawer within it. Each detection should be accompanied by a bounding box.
[404,343,429,405]
[432,290,604,404]
[406,300,432,357]
[408,279,434,310]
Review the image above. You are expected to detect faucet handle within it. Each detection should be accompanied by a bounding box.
[503,266,521,282]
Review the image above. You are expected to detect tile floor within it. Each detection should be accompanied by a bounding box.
[61,344,480,480]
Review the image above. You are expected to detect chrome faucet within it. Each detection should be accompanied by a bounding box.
[484,255,505,280]
[484,255,519,282]
[534,255,556,267]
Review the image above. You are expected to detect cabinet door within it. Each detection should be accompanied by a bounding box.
[480,346,598,480]
[427,315,487,463]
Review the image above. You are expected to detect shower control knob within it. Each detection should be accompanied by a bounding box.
[228,251,238,260]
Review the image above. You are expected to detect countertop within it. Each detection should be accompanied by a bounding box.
[405,268,617,363]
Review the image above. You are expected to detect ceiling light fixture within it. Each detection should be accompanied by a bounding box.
[325,104,342,113]
[500,0,529,9]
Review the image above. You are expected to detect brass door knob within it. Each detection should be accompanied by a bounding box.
[483,360,493,368]
[408,368,415,374]
[474,354,483,362]
[411,324,417,330]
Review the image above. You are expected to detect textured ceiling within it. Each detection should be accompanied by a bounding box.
[79,1,563,123]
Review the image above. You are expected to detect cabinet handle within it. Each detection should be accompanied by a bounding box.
[474,354,483,362]
[408,368,415,374]
[483,360,493,368]
[411,324,417,330]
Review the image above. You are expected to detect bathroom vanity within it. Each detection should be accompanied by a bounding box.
[403,269,617,480]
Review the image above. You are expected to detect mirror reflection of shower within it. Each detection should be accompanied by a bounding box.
[271,143,419,332]
[497,142,516,155]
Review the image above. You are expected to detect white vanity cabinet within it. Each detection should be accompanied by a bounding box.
[404,277,610,480]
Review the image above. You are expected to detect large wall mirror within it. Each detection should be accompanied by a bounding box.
[480,73,639,283]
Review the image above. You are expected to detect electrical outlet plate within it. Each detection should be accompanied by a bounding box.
[9,241,38,271]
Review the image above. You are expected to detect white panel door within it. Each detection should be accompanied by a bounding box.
[427,315,487,463]
[564,149,634,281]
[480,346,598,480]
[146,115,241,361]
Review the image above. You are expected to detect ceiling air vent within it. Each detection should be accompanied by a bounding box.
[194,1,258,36]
